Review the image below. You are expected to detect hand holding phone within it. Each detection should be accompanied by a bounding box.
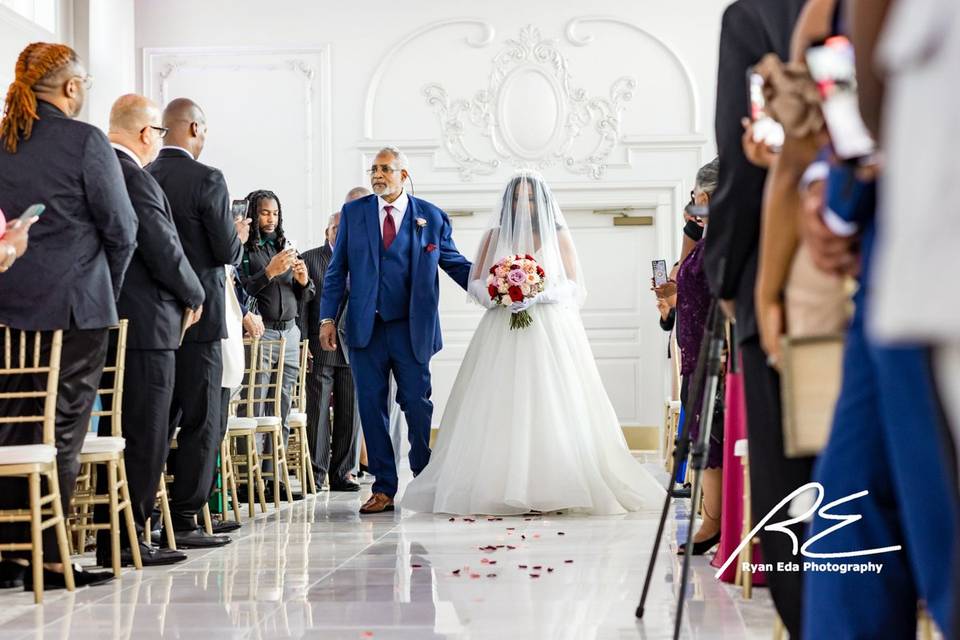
[746,70,785,151]
[652,259,668,287]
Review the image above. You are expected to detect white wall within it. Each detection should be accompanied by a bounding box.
[0,1,67,92]
[133,0,725,432]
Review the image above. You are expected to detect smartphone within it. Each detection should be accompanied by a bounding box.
[18,203,45,222]
[805,36,876,160]
[652,259,668,287]
[746,69,785,151]
[230,199,248,221]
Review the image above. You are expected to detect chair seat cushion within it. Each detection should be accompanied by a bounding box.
[82,435,126,454]
[288,412,307,426]
[228,417,258,430]
[255,416,282,427]
[0,444,57,465]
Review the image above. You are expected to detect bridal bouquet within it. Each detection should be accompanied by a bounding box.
[486,254,546,330]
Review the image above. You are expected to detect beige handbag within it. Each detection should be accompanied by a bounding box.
[779,244,853,457]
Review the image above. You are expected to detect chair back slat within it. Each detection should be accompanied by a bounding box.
[89,321,129,437]
[293,340,308,410]
[252,338,285,418]
[229,337,260,418]
[0,326,63,445]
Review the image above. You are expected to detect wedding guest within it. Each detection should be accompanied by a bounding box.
[299,211,359,491]
[797,1,959,636]
[149,98,240,548]
[0,42,137,589]
[92,94,204,567]
[672,159,724,555]
[703,1,809,635]
[239,189,314,499]
[0,208,36,272]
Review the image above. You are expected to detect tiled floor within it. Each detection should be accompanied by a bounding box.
[0,459,777,639]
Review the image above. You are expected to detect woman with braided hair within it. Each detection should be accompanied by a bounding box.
[0,42,138,592]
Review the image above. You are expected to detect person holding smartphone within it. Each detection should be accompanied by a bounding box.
[239,189,314,499]
[0,207,39,272]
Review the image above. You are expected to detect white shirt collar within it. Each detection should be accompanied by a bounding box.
[161,145,194,159]
[111,143,142,168]
[377,189,409,218]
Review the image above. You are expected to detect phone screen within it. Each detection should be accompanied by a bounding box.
[230,199,248,221]
[652,260,668,287]
[746,70,785,151]
[805,36,875,160]
[18,203,45,221]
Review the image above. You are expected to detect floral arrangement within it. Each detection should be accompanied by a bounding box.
[486,254,546,330]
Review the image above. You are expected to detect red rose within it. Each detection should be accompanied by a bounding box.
[536,266,544,276]
[489,266,496,275]
[525,254,534,261]
[508,286,524,302]
[488,284,498,300]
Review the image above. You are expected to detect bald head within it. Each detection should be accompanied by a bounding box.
[162,97,207,159]
[344,186,371,203]
[110,94,159,134]
[108,94,164,165]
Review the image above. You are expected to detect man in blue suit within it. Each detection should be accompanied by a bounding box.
[319,146,471,513]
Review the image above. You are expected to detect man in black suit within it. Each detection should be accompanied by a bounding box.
[90,95,206,567]
[702,1,809,636]
[299,211,359,491]
[0,43,137,590]
[148,98,241,548]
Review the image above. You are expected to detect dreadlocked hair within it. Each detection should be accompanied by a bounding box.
[244,189,286,253]
[1,43,79,153]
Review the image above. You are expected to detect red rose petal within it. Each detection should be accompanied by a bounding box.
[411,564,422,568]
[547,568,555,573]
[452,569,461,575]
[507,545,517,550]
[448,517,455,522]
[519,564,528,569]
[564,560,574,564]
[530,574,541,578]
[489,561,497,565]
[470,573,481,579]
[506,527,515,531]
[558,532,566,536]
[481,558,490,564]
[486,573,497,578]
[533,565,542,570]
[521,535,526,540]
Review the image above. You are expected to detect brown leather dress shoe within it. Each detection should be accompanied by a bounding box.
[359,492,395,514]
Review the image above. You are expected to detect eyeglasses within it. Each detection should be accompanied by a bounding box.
[143,125,169,139]
[73,75,93,90]
[367,164,398,176]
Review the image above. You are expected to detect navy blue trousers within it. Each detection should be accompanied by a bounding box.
[803,286,957,638]
[349,317,432,498]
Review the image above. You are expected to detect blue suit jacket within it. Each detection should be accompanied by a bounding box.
[319,193,471,364]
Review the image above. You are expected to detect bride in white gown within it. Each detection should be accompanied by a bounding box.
[400,172,663,516]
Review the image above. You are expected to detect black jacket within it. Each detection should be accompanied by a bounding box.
[240,240,315,324]
[703,0,805,343]
[114,149,205,350]
[147,147,241,343]
[299,243,346,366]
[0,102,138,331]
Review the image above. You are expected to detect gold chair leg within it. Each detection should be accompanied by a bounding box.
[201,503,213,535]
[304,430,317,495]
[271,430,282,509]
[108,461,122,577]
[773,613,785,640]
[227,452,242,523]
[28,472,44,604]
[219,442,229,521]
[278,434,293,503]
[158,473,176,551]
[246,436,256,518]
[48,468,74,592]
[118,460,142,569]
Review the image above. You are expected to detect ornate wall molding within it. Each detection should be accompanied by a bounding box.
[362,18,496,139]
[422,25,636,181]
[565,16,700,133]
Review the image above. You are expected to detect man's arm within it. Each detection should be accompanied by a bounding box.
[198,169,242,266]
[704,1,771,301]
[83,131,138,299]
[129,172,205,309]
[437,212,471,291]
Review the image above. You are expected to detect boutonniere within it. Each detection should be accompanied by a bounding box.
[415,217,427,231]
[425,243,437,253]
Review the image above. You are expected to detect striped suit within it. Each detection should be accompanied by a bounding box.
[299,244,357,484]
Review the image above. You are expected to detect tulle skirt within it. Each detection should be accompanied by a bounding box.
[400,303,664,516]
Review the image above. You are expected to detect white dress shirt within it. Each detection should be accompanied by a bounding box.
[222,265,245,388]
[377,189,409,237]
[111,143,142,168]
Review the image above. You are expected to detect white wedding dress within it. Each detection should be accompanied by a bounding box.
[400,173,663,516]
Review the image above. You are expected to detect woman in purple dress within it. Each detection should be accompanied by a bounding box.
[675,158,725,555]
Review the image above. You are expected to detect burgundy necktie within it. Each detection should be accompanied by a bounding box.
[382,205,397,250]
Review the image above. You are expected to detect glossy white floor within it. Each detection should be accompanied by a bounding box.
[0,457,778,639]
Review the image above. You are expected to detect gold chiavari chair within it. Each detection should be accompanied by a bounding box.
[0,326,73,603]
[285,339,316,495]
[228,338,267,517]
[251,337,293,507]
[69,321,142,576]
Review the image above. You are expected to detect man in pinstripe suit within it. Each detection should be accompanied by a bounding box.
[299,211,360,491]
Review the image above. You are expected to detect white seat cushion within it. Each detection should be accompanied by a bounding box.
[255,416,282,428]
[81,435,126,454]
[288,412,307,426]
[0,444,57,465]
[228,417,258,430]
[734,438,749,458]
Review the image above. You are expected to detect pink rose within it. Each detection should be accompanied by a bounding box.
[507,269,527,286]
